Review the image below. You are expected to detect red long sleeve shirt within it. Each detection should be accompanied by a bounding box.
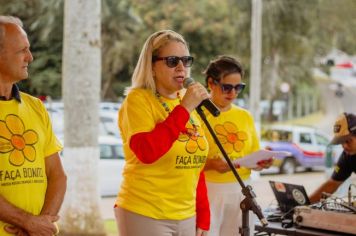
[129,105,210,230]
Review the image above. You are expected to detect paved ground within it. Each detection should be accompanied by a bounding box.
[99,171,356,220]
[100,196,116,220]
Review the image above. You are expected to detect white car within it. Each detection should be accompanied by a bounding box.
[60,135,125,197]
[100,102,121,113]
[100,111,120,138]
[45,101,121,113]
[98,135,125,197]
[45,102,120,138]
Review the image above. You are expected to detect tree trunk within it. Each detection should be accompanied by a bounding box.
[296,90,303,118]
[287,93,294,120]
[250,0,263,135]
[61,0,105,235]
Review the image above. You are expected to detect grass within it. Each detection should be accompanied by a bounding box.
[105,219,118,235]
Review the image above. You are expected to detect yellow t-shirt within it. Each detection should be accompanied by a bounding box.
[0,93,62,235]
[202,104,260,182]
[116,88,208,220]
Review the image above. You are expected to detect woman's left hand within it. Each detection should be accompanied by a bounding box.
[196,227,208,236]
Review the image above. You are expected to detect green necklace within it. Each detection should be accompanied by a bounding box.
[155,92,199,138]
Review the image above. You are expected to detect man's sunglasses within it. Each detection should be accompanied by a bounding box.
[214,80,246,94]
[152,56,194,68]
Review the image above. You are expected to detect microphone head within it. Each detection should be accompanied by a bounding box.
[183,77,195,89]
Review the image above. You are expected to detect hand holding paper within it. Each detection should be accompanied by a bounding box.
[233,150,291,169]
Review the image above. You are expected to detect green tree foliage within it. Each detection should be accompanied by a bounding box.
[312,0,356,55]
[130,0,247,82]
[1,0,355,102]
[101,0,142,99]
[262,0,317,97]
[0,0,63,98]
[1,0,144,100]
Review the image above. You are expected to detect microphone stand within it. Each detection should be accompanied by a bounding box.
[196,106,268,236]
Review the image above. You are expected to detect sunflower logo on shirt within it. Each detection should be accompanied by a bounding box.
[0,114,38,166]
[214,121,247,154]
[178,124,207,154]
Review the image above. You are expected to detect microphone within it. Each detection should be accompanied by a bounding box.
[183,78,220,117]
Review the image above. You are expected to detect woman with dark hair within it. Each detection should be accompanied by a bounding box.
[202,55,272,236]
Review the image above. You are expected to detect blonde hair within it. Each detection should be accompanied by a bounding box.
[125,30,189,95]
[0,16,23,50]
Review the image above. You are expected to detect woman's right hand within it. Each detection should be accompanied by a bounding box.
[181,82,210,113]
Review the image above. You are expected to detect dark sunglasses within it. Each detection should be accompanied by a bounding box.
[214,80,246,94]
[152,56,194,68]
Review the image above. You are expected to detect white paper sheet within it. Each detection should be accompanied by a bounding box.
[232,150,291,168]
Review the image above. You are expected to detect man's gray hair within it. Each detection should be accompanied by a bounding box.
[0,16,23,50]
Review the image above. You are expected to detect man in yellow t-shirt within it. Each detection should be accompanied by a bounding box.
[0,16,66,236]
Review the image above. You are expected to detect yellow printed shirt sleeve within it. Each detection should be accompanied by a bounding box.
[116,89,209,220]
[203,104,260,183]
[118,89,158,142]
[0,93,62,235]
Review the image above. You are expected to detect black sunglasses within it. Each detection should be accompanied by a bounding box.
[152,56,194,68]
[214,80,246,94]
